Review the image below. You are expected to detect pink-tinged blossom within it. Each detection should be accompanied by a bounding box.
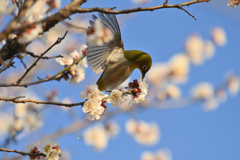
[69,67,85,84]
[25,142,44,160]
[129,77,149,105]
[46,0,61,10]
[56,54,73,66]
[227,0,240,8]
[17,22,43,44]
[42,139,61,160]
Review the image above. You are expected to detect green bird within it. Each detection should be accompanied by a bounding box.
[86,13,152,91]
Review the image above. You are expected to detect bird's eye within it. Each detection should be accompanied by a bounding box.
[142,65,147,70]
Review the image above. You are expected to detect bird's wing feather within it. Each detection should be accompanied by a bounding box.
[86,13,125,75]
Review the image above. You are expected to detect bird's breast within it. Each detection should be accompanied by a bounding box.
[97,59,134,91]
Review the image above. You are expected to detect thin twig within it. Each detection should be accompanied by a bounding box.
[16,31,68,84]
[76,0,210,20]
[0,147,46,157]
[0,57,15,73]
[25,51,63,59]
[0,96,84,107]
[20,59,27,69]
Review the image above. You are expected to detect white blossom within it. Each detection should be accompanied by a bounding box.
[139,77,148,95]
[185,34,204,65]
[42,139,61,160]
[204,40,216,60]
[80,84,106,100]
[203,97,219,111]
[165,84,181,99]
[130,93,146,105]
[83,124,109,150]
[105,121,120,137]
[211,27,227,47]
[126,119,160,145]
[191,83,214,100]
[168,54,189,83]
[82,98,105,121]
[147,63,168,87]
[226,73,239,95]
[69,66,85,84]
[108,90,126,107]
[56,54,73,66]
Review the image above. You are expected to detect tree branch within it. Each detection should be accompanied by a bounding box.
[0,147,46,158]
[25,51,63,59]
[0,0,86,66]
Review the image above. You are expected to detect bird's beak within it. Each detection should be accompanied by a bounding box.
[142,71,146,80]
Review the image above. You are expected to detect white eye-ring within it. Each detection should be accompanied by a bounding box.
[142,65,147,70]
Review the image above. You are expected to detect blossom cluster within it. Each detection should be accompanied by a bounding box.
[147,27,227,103]
[80,77,149,121]
[25,139,61,160]
[191,72,239,111]
[126,119,160,145]
[14,0,61,44]
[56,45,88,84]
[227,0,240,8]
[83,122,119,150]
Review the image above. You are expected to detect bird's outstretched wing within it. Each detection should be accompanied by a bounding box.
[86,13,125,75]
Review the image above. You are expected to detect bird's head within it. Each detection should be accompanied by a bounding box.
[125,50,152,79]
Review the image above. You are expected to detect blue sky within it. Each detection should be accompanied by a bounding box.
[53,0,240,159]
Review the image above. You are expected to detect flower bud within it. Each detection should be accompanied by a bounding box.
[18,52,26,59]
[64,74,69,81]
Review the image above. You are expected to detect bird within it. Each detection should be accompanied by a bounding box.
[86,13,152,91]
